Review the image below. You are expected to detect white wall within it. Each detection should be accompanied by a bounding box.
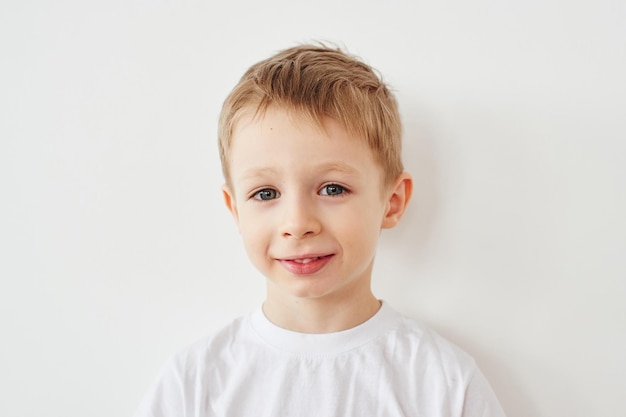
[1,1,624,416]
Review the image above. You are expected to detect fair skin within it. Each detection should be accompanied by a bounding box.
[222,106,412,334]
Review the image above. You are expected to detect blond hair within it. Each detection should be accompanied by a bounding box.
[218,44,403,186]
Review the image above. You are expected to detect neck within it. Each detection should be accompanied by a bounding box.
[262,286,381,334]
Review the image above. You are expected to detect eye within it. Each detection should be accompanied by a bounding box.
[253,188,280,201]
[319,184,347,196]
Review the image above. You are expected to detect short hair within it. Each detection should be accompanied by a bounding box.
[218,43,403,186]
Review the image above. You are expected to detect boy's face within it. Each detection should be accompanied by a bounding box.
[223,107,410,305]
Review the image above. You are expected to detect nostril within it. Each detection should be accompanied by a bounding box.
[280,202,321,238]
[283,229,316,239]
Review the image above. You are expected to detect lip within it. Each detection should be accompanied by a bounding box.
[277,254,334,275]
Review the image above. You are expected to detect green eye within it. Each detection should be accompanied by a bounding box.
[320,184,346,196]
[253,188,280,201]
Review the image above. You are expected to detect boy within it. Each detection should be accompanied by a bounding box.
[135,44,506,417]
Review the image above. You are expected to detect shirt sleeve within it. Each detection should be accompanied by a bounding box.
[462,367,507,417]
[133,357,188,417]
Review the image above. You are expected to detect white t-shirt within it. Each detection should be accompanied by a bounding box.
[134,302,506,417]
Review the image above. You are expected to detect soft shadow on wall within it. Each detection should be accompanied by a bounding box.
[374,99,537,417]
[377,97,602,417]
[375,98,441,278]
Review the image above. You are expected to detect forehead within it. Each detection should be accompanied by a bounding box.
[233,105,330,142]
[229,107,382,179]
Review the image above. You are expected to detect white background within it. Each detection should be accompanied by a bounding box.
[1,1,624,416]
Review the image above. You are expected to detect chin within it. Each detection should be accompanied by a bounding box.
[286,284,336,300]
[266,275,338,300]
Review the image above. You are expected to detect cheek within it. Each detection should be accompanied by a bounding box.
[241,235,268,269]
[238,214,272,258]
[335,209,381,249]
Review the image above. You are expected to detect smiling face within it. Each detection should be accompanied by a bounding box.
[223,106,411,310]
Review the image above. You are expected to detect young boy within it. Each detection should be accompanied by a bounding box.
[135,44,506,417]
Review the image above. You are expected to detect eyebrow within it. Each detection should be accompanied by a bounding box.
[239,162,360,181]
[314,162,360,176]
[239,167,279,182]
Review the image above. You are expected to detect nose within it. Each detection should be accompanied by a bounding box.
[280,194,321,239]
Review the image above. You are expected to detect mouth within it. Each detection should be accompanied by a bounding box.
[291,256,326,264]
[278,254,334,275]
[282,253,333,262]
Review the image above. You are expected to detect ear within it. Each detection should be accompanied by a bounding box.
[382,172,413,229]
[222,184,240,225]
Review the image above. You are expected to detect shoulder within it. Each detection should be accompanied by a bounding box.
[382,308,478,386]
[133,315,252,417]
[169,314,251,374]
